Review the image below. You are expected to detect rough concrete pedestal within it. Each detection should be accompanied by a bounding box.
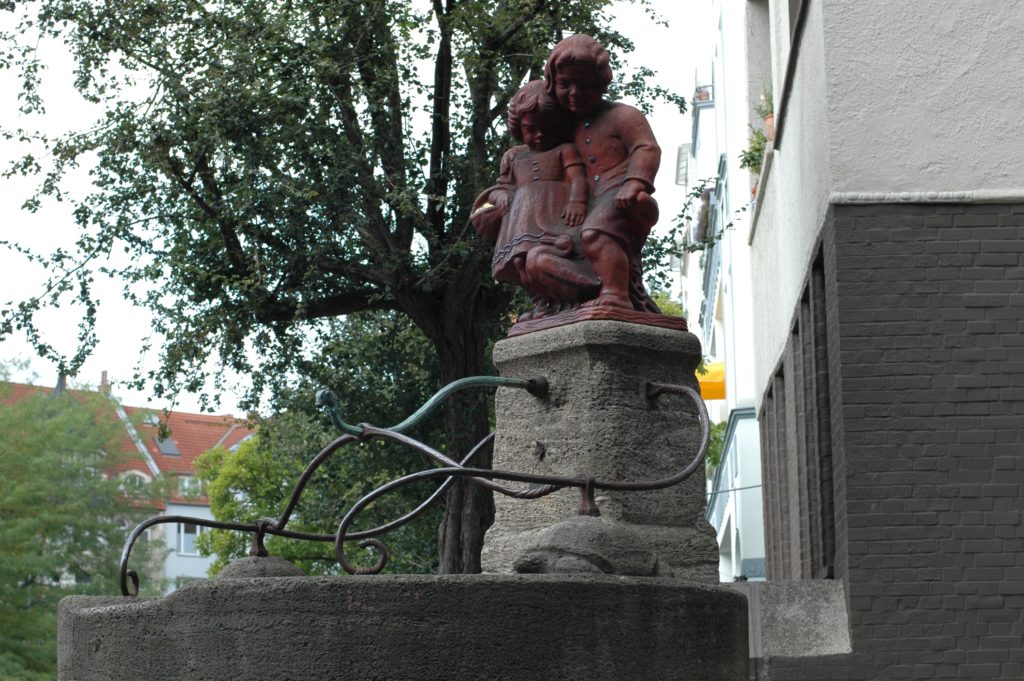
[59,574,748,680]
[481,320,719,582]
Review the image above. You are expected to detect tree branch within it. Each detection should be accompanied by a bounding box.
[256,290,394,323]
[491,0,548,50]
[324,69,392,254]
[352,8,413,252]
[425,0,453,252]
[160,146,249,278]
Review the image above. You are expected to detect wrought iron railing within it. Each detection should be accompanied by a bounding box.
[118,376,709,595]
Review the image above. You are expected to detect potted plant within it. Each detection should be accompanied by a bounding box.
[739,127,767,175]
[739,127,767,196]
[755,91,774,142]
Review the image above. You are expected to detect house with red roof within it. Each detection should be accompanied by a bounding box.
[0,375,253,592]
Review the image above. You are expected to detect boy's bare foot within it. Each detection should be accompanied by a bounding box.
[580,292,631,309]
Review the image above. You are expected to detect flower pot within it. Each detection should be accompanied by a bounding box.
[764,113,775,143]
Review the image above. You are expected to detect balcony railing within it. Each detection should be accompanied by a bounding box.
[693,84,714,107]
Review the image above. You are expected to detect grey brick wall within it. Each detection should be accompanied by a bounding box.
[764,202,1024,680]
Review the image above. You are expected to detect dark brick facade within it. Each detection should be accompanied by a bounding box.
[761,203,1024,680]
[761,246,836,582]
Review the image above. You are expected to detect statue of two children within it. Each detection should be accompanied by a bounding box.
[471,35,663,324]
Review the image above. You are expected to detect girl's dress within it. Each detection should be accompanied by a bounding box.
[476,142,584,285]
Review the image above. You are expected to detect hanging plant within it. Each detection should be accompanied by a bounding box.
[739,127,767,176]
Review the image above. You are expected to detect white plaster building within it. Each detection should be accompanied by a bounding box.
[685,0,770,584]
[116,403,253,593]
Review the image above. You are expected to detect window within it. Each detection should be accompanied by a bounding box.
[178,475,202,498]
[120,471,151,499]
[177,523,205,555]
[759,247,835,579]
[155,436,181,456]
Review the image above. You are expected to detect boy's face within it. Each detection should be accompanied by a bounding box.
[520,111,558,151]
[553,63,604,116]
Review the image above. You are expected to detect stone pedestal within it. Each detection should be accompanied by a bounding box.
[481,320,718,582]
[59,575,748,681]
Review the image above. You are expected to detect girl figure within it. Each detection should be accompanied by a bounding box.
[541,34,662,312]
[471,79,598,320]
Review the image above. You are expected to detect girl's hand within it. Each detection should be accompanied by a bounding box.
[494,192,510,214]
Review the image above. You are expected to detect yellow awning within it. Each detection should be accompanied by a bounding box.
[699,361,726,400]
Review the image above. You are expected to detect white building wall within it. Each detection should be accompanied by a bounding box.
[823,0,1024,197]
[162,502,216,593]
[723,226,756,410]
[750,0,1024,404]
[732,416,764,570]
[750,0,833,402]
[718,0,757,414]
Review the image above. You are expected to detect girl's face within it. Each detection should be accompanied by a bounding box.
[520,111,558,151]
[553,63,604,116]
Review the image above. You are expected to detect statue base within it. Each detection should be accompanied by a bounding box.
[482,320,718,582]
[509,306,687,337]
[59,575,748,680]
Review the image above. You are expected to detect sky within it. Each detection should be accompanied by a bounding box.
[0,1,712,416]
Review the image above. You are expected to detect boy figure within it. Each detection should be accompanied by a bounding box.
[542,34,661,312]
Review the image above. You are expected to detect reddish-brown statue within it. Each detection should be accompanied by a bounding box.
[471,35,686,335]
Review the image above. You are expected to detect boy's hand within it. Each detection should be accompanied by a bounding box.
[615,179,646,208]
[562,201,586,226]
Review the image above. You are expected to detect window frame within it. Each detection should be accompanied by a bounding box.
[176,522,205,556]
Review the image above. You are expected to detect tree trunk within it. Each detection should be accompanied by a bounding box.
[434,321,495,574]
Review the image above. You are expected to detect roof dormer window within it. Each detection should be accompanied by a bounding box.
[155,436,181,456]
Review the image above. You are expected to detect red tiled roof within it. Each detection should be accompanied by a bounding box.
[122,406,253,504]
[0,381,254,507]
[0,381,51,405]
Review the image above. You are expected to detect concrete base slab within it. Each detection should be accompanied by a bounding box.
[60,574,748,681]
[725,579,852,664]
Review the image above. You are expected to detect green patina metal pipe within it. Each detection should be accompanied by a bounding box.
[316,375,548,436]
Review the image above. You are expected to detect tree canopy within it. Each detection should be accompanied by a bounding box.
[0,385,161,681]
[0,0,683,572]
[195,310,445,575]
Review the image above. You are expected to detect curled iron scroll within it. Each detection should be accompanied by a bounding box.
[118,378,707,590]
[118,376,548,595]
[334,382,709,574]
